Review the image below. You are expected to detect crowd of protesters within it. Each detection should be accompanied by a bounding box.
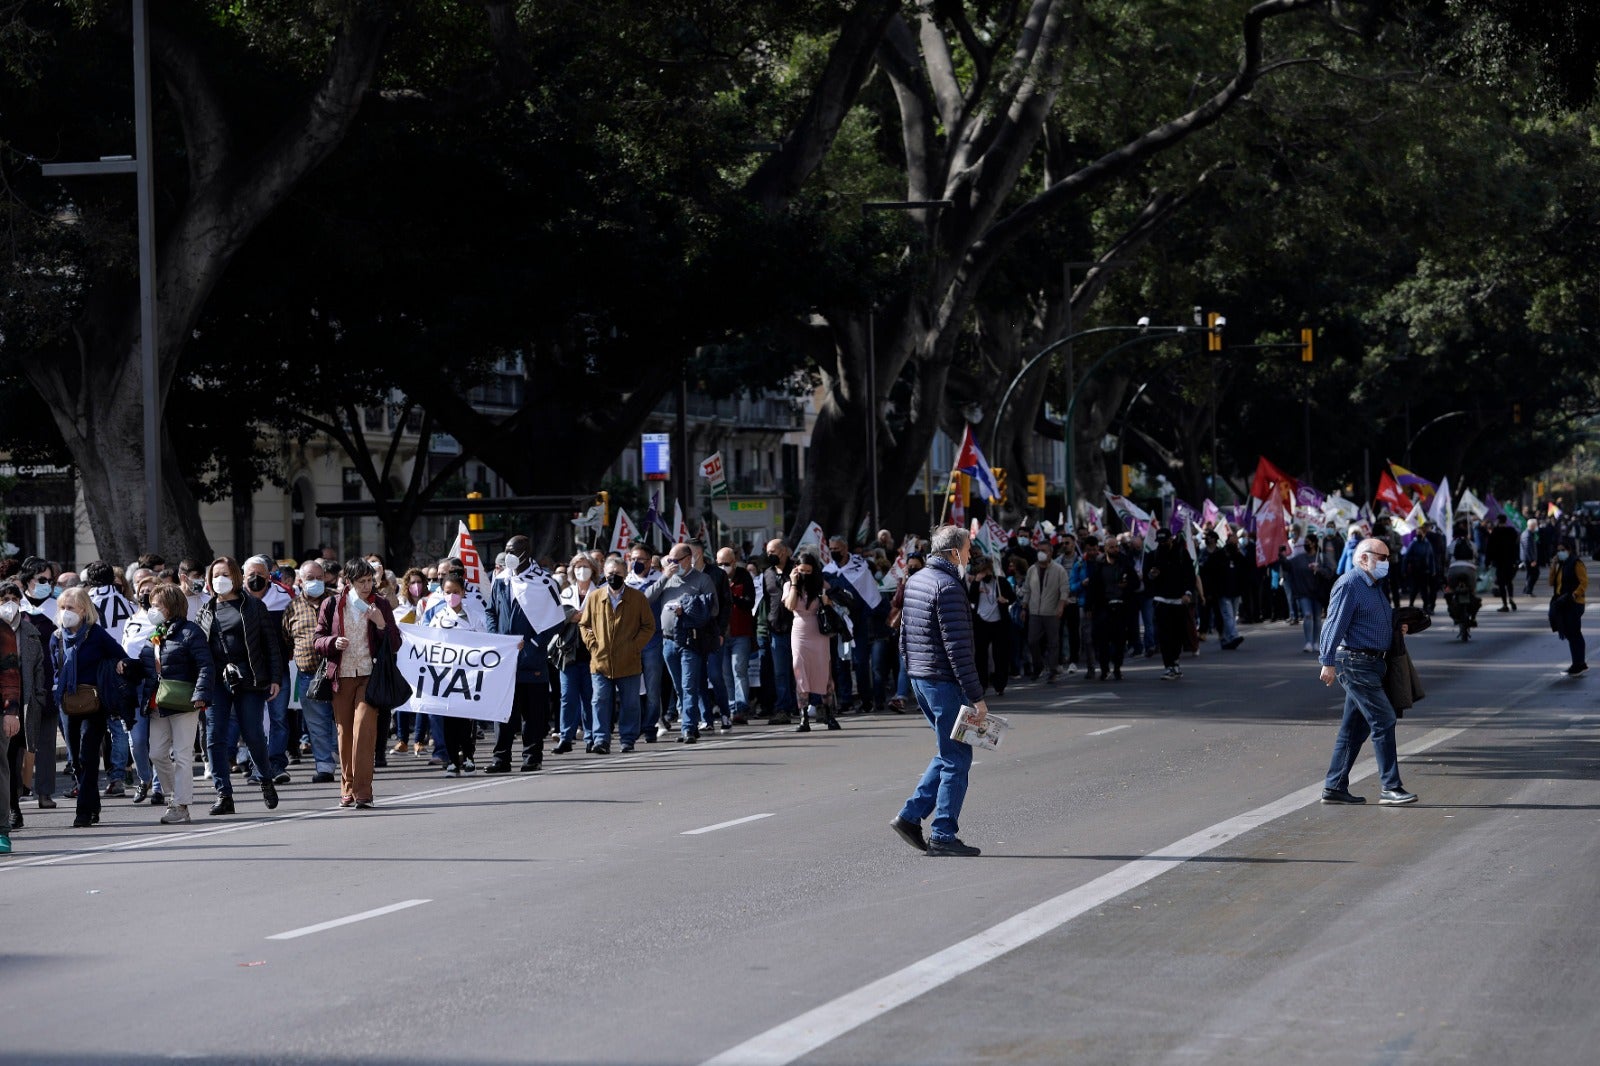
[1,498,1589,855]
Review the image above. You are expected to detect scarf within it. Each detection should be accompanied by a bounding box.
[55,622,88,701]
[506,560,566,632]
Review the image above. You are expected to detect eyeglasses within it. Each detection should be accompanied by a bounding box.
[1367,551,1389,560]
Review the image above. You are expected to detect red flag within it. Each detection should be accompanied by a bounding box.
[1374,470,1409,513]
[1254,492,1288,567]
[1250,456,1297,502]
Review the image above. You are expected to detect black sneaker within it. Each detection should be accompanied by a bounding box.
[261,781,279,810]
[890,816,927,852]
[1565,663,1588,676]
[926,836,981,857]
[311,772,336,784]
[1321,788,1366,804]
[272,772,292,785]
[209,795,235,817]
[1379,788,1419,805]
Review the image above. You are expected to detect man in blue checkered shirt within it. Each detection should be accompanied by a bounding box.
[1317,537,1417,806]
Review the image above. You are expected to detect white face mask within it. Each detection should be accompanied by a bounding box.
[574,567,593,584]
[212,576,234,596]
[59,609,82,630]
[145,607,166,627]
[0,602,18,626]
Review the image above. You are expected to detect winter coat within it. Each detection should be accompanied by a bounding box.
[126,618,217,716]
[196,594,284,692]
[898,556,982,703]
[579,585,656,678]
[311,591,402,692]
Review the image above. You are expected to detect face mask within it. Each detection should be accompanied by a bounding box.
[410,582,424,599]
[574,567,593,584]
[1558,550,1571,562]
[447,592,464,608]
[145,607,166,627]
[631,560,647,575]
[1037,553,1049,563]
[832,552,847,565]
[348,588,371,612]
[956,563,968,580]
[428,581,440,593]
[30,582,50,601]
[607,573,625,590]
[302,580,326,598]
[189,579,205,595]
[720,563,735,573]
[59,609,82,629]
[0,602,18,626]
[213,577,234,596]
[1371,561,1390,580]
[246,575,267,593]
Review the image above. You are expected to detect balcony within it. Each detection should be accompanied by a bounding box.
[653,393,802,432]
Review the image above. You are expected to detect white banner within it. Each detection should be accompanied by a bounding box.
[89,584,138,644]
[448,521,486,592]
[396,622,522,723]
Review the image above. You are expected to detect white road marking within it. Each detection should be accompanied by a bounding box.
[1194,699,1227,708]
[700,724,1470,1066]
[1052,693,1119,707]
[1263,680,1290,689]
[1086,724,1132,737]
[266,899,431,941]
[682,813,775,836]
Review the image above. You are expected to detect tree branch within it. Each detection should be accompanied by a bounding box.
[147,22,233,189]
[879,15,942,204]
[914,4,965,132]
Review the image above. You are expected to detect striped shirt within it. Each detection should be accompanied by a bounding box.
[1318,567,1393,666]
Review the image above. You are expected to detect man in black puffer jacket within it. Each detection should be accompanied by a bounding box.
[890,524,989,858]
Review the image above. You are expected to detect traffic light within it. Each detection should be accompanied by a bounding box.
[1121,464,1133,495]
[947,473,971,509]
[466,491,485,532]
[1025,473,1047,509]
[1300,327,1314,363]
[991,467,1008,505]
[1512,403,1523,424]
[1207,311,1224,352]
[597,490,610,526]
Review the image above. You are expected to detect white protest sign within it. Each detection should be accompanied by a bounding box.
[448,521,485,592]
[396,622,522,723]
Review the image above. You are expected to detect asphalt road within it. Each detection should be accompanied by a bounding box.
[3,590,1596,1066]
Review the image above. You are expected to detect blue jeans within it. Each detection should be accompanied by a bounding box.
[1219,597,1241,643]
[264,668,290,776]
[130,713,152,788]
[639,640,665,733]
[704,638,729,722]
[721,634,753,715]
[663,638,707,738]
[896,654,911,700]
[871,639,897,704]
[591,673,642,747]
[1139,596,1157,654]
[294,672,338,775]
[106,715,130,784]
[1325,652,1404,792]
[558,661,593,743]
[768,632,796,713]
[1297,596,1323,648]
[207,686,270,797]
[898,679,975,842]
[396,710,431,745]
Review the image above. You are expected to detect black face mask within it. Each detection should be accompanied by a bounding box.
[137,592,151,608]
[807,572,824,594]
[606,573,625,590]
[246,575,268,593]
[832,551,847,565]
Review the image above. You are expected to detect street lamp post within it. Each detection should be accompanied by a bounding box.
[1405,410,1469,466]
[39,0,161,552]
[1063,327,1195,522]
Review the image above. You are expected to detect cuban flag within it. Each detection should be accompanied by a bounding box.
[952,425,1004,504]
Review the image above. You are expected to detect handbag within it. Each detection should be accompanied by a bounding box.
[153,643,197,712]
[304,658,334,702]
[363,636,413,711]
[61,683,102,718]
[817,601,847,637]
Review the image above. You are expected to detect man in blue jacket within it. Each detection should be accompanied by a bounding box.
[890,524,990,857]
[484,535,554,773]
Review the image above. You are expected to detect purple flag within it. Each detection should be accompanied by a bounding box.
[1294,484,1325,511]
[1483,493,1500,524]
[1228,505,1257,533]
[1170,498,1196,535]
[1201,499,1220,527]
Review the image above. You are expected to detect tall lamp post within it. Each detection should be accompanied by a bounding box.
[39,0,161,552]
[861,199,952,535]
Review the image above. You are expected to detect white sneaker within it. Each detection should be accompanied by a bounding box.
[160,804,190,825]
[1066,663,1078,675]
[1303,643,1315,653]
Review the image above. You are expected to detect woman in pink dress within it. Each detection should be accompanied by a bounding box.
[783,552,842,733]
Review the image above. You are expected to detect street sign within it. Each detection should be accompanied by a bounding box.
[642,433,671,480]
[727,500,768,513]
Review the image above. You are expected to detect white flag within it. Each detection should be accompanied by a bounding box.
[1427,475,1453,533]
[799,521,827,553]
[673,500,690,544]
[1457,487,1487,519]
[447,521,487,593]
[610,507,636,554]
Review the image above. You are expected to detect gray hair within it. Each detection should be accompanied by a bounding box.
[929,524,969,556]
[244,554,273,572]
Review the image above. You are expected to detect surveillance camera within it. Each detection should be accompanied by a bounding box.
[1193,306,1203,326]
[1136,316,1151,329]
[1214,315,1227,329]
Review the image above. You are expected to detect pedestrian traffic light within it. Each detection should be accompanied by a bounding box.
[991,467,1008,505]
[1207,312,1224,352]
[1025,473,1046,509]
[1300,327,1314,363]
[597,490,610,526]
[467,491,485,532]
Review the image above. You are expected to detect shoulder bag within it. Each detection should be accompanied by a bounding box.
[61,684,102,718]
[363,633,413,711]
[153,643,198,712]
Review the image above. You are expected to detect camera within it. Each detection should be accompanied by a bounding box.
[222,663,247,695]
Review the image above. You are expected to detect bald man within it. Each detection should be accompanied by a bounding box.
[1316,537,1417,805]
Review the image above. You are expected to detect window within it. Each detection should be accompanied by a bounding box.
[342,467,363,502]
[363,405,386,431]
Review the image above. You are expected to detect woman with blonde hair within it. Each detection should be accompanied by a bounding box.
[50,586,133,827]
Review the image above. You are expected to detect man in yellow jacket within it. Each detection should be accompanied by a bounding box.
[1548,535,1587,676]
[580,556,657,752]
